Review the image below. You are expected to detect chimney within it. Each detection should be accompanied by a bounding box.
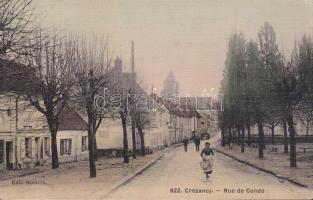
[114,57,123,74]
[131,40,135,73]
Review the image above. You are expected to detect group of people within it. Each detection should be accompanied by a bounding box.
[182,135,201,152]
[182,135,214,179]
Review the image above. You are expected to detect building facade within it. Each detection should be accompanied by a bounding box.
[96,57,172,152]
[0,95,89,171]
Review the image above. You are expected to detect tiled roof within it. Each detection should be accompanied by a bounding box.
[0,58,38,93]
[58,106,88,131]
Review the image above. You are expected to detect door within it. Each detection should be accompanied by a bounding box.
[40,138,43,159]
[5,141,13,170]
[0,140,4,170]
[35,137,39,160]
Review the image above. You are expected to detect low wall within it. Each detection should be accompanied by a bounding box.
[97,148,155,158]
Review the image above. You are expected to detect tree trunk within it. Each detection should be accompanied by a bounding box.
[94,137,98,161]
[237,126,241,145]
[87,122,96,177]
[286,113,297,168]
[247,124,251,146]
[51,130,59,169]
[92,121,98,161]
[283,119,288,153]
[257,120,264,158]
[47,114,59,169]
[138,126,145,156]
[121,112,129,163]
[306,127,309,137]
[241,125,245,153]
[131,113,137,159]
[228,126,232,147]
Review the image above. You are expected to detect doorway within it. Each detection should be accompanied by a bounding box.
[5,141,13,170]
[35,137,39,159]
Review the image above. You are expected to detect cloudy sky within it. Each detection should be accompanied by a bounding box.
[34,0,313,96]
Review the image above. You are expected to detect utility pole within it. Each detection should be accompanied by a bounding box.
[15,95,20,169]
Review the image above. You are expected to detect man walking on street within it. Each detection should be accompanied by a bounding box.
[195,136,201,151]
[183,137,189,152]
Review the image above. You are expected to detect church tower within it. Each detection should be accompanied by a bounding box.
[162,70,179,98]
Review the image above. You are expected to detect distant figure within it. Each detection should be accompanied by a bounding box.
[183,137,189,152]
[195,136,201,151]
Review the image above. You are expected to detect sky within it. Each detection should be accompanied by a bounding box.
[33,0,313,96]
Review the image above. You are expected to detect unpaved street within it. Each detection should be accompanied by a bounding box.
[107,143,313,200]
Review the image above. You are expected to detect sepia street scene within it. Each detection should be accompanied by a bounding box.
[1,0,313,200]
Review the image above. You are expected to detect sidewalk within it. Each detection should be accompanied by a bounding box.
[215,144,313,188]
[0,152,163,200]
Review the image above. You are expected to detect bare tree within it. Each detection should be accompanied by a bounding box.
[120,94,130,163]
[264,119,280,146]
[114,60,130,163]
[72,37,111,177]
[133,84,152,156]
[295,108,313,137]
[0,0,35,58]
[23,32,76,169]
[135,108,150,156]
[108,57,138,163]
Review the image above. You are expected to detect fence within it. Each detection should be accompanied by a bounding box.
[223,135,313,144]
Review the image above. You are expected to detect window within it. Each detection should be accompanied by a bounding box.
[0,140,4,163]
[7,109,11,116]
[25,138,32,158]
[60,139,72,156]
[82,136,88,152]
[44,137,50,156]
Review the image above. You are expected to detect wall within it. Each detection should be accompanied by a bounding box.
[96,109,171,150]
[16,129,50,168]
[96,117,133,149]
[57,130,88,163]
[0,95,51,170]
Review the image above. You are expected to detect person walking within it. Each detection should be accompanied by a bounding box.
[183,137,189,152]
[195,136,201,151]
[193,135,197,150]
[200,142,214,179]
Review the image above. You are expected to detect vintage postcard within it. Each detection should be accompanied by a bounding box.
[0,0,313,199]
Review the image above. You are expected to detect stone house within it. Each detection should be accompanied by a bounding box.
[0,59,88,171]
[0,95,89,171]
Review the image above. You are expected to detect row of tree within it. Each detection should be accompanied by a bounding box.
[220,22,313,168]
[0,0,151,178]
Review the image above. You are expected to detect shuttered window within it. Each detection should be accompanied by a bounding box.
[25,138,32,158]
[82,136,87,152]
[0,140,4,163]
[44,137,50,156]
[20,138,25,159]
[60,139,72,156]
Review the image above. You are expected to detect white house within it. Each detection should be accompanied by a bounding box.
[0,96,89,171]
[152,95,200,144]
[0,59,89,171]
[57,106,89,163]
[96,57,172,153]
